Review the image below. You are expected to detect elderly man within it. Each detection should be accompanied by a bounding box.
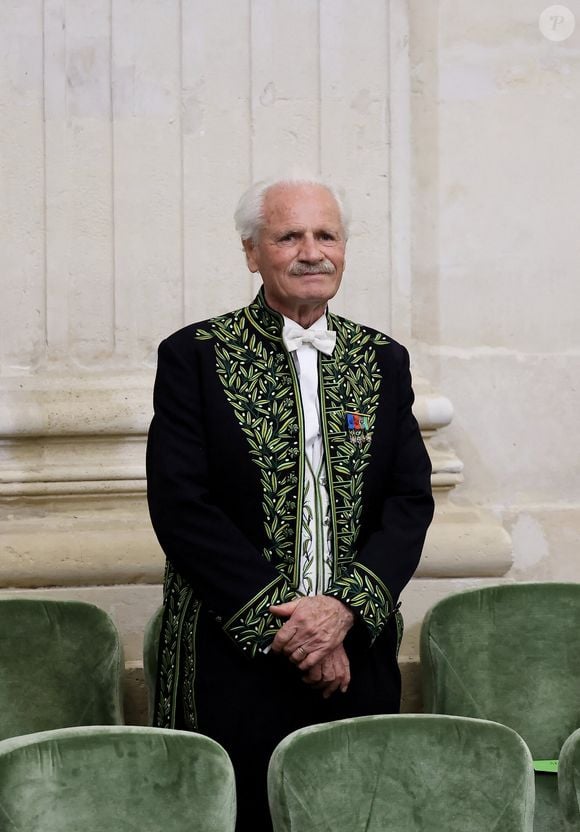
[146,177,433,832]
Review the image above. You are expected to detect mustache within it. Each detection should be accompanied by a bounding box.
[289,260,336,275]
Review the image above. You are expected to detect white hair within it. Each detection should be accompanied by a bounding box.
[234,174,351,242]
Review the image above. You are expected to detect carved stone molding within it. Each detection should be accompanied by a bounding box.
[0,372,512,587]
[412,374,512,578]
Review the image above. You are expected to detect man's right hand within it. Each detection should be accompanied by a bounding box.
[269,595,355,669]
[300,643,351,699]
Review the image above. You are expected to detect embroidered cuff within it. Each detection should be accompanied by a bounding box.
[325,563,394,644]
[223,575,297,658]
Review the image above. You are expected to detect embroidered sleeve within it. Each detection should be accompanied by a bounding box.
[223,574,298,658]
[325,563,394,644]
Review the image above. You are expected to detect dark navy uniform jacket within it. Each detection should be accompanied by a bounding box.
[147,289,434,730]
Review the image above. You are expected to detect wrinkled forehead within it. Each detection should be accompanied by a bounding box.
[261,183,343,232]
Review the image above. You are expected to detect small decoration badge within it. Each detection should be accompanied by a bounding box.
[345,411,372,446]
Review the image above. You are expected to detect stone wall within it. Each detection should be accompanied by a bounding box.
[2,0,578,719]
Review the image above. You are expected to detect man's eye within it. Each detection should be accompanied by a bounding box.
[278,234,296,244]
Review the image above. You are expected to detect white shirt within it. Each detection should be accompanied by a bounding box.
[283,315,333,596]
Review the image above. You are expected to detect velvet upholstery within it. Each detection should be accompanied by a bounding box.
[0,599,123,740]
[143,605,164,723]
[420,583,580,831]
[559,728,580,830]
[0,725,236,832]
[268,713,534,832]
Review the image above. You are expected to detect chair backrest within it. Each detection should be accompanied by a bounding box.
[143,605,164,724]
[559,728,580,831]
[0,598,123,740]
[420,583,580,759]
[0,725,236,832]
[268,714,534,832]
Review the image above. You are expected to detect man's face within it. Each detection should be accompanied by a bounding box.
[243,183,346,319]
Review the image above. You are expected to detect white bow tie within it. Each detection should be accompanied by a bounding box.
[282,324,336,356]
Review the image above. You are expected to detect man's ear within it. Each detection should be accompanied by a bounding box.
[242,238,260,273]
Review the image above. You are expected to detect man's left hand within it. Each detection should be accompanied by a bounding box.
[301,643,351,698]
[269,595,354,670]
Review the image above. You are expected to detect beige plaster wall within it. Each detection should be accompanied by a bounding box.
[397,0,580,706]
[409,0,580,585]
[1,1,578,719]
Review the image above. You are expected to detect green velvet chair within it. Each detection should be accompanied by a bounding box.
[268,713,534,832]
[559,727,580,831]
[143,605,164,723]
[420,583,580,832]
[0,598,123,740]
[0,725,236,831]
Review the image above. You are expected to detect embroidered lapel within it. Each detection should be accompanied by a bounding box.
[321,313,389,577]
[197,294,303,582]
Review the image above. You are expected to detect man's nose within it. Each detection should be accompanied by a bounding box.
[298,233,323,262]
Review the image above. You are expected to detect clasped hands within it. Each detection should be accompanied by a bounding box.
[269,595,354,699]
